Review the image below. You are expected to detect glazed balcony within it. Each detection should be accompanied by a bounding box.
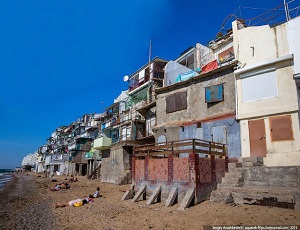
[93,136,112,150]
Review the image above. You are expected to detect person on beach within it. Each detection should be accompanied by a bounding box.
[68,175,78,182]
[85,194,94,203]
[93,187,100,198]
[50,182,70,191]
[55,198,88,208]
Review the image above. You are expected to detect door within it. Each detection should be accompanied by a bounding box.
[211,126,227,144]
[249,119,267,157]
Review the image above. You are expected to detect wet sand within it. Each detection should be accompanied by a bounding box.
[1,173,299,230]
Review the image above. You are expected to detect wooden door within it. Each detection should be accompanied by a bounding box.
[249,119,267,157]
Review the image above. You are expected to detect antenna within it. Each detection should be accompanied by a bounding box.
[149,39,152,65]
[283,0,291,21]
[148,39,152,77]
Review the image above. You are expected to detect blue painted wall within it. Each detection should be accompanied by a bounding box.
[178,118,241,158]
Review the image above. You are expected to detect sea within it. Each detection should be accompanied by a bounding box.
[0,169,15,191]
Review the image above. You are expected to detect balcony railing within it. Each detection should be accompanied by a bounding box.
[101,117,120,130]
[84,151,101,160]
[129,75,150,92]
[134,138,227,158]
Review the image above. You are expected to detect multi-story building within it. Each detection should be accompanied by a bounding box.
[232,16,300,166]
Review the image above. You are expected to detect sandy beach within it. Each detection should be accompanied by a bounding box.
[1,173,299,230]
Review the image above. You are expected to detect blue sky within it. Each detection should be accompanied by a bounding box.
[0,0,291,168]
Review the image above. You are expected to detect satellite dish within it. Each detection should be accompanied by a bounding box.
[123,75,129,82]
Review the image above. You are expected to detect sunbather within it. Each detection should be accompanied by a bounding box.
[50,182,70,191]
[55,198,88,208]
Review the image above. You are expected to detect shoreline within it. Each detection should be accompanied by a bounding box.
[1,173,300,230]
[0,173,58,230]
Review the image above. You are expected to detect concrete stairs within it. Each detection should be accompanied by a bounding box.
[210,157,300,210]
[87,164,101,180]
[211,161,245,203]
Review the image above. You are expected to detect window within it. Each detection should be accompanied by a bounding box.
[205,84,224,103]
[269,115,294,141]
[166,91,187,113]
[241,68,277,102]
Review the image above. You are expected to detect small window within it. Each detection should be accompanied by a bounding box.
[166,91,187,113]
[269,115,294,141]
[205,84,224,103]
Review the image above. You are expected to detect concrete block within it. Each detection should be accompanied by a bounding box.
[146,185,162,205]
[221,177,244,186]
[225,171,244,179]
[132,184,147,202]
[210,190,233,204]
[238,157,264,164]
[178,188,195,211]
[228,162,243,171]
[165,187,178,207]
[121,190,135,201]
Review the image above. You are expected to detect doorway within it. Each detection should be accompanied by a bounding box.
[249,119,267,157]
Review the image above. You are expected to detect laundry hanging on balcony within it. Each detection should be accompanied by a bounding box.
[175,70,197,83]
[201,59,218,73]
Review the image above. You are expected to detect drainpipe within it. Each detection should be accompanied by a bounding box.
[234,72,238,120]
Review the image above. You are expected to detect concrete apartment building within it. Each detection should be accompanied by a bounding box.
[233,16,300,166]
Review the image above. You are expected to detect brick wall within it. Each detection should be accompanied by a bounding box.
[173,157,189,182]
[135,159,144,180]
[148,158,168,181]
[133,154,227,203]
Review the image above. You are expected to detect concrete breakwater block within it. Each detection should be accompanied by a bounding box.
[178,188,195,210]
[121,190,135,201]
[132,184,147,202]
[146,185,162,205]
[165,187,178,207]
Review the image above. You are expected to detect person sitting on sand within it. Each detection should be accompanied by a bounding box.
[55,198,88,208]
[85,194,94,203]
[50,182,70,191]
[68,175,78,182]
[68,175,74,182]
[93,187,100,198]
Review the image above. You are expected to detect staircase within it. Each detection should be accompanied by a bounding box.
[87,164,101,180]
[210,157,300,210]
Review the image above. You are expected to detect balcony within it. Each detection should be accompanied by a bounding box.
[93,136,112,150]
[84,151,101,160]
[129,75,149,92]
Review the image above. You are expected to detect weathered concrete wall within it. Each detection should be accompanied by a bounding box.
[244,166,300,187]
[154,65,240,159]
[156,67,236,125]
[101,145,131,184]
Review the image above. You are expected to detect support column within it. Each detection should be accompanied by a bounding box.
[225,155,229,173]
[188,153,199,187]
[131,156,136,183]
[79,164,82,176]
[168,154,174,184]
[210,155,216,189]
[144,156,149,181]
